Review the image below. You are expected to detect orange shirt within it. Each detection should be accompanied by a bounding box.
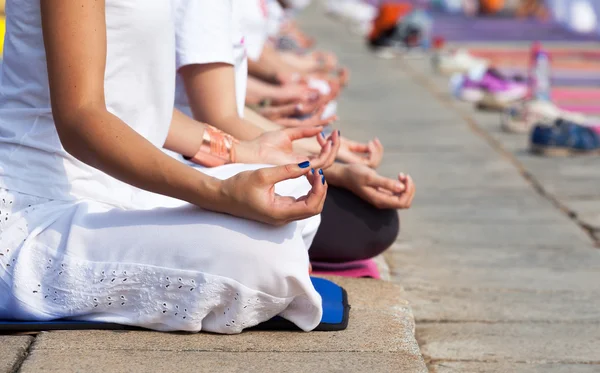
[480,0,505,14]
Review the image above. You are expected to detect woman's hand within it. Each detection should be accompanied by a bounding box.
[310,50,339,72]
[274,108,338,128]
[272,84,321,105]
[219,162,327,226]
[258,101,321,120]
[236,127,341,170]
[337,137,384,168]
[338,164,415,210]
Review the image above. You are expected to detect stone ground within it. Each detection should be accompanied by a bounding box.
[298,3,600,373]
[3,4,600,373]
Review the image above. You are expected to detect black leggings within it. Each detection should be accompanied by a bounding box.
[309,186,400,263]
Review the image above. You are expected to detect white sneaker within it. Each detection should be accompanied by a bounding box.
[501,100,592,134]
[433,49,489,75]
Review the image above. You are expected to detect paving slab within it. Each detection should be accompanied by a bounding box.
[32,309,414,354]
[417,323,600,363]
[397,220,592,248]
[388,242,600,272]
[406,286,600,323]
[20,350,427,373]
[27,277,425,371]
[0,335,33,373]
[430,362,600,373]
[562,198,600,230]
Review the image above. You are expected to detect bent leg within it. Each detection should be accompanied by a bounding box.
[309,186,400,263]
[1,166,323,334]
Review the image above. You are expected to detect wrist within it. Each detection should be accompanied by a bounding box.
[185,125,238,167]
[184,171,227,212]
[323,163,347,187]
[232,141,257,164]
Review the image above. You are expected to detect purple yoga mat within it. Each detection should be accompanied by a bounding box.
[501,68,600,86]
[431,13,600,42]
[363,1,598,41]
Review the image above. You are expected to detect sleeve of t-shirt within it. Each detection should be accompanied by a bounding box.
[240,0,270,61]
[174,0,234,70]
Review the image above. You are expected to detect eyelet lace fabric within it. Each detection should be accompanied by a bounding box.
[0,188,321,333]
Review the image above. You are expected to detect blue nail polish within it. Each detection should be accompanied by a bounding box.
[321,175,326,185]
[298,161,310,168]
[338,130,341,136]
[311,168,315,174]
[320,132,325,137]
[318,169,323,175]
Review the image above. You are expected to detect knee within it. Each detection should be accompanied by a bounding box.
[365,208,399,258]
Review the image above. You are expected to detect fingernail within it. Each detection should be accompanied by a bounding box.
[318,169,323,175]
[298,161,310,168]
[296,104,303,111]
[400,172,405,178]
[311,168,315,174]
[321,175,326,185]
[338,130,341,136]
[320,132,325,137]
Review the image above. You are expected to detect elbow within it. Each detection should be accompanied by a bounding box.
[54,118,88,162]
[52,105,106,165]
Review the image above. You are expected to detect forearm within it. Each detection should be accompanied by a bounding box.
[244,106,284,132]
[163,109,208,157]
[248,58,279,85]
[58,106,223,210]
[177,64,264,141]
[278,52,317,73]
[247,77,285,103]
[248,45,296,83]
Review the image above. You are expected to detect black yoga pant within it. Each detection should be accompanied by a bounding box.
[309,186,400,263]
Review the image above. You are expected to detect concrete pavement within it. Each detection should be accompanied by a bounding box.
[300,4,600,371]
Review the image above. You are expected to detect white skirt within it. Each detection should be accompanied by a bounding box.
[0,164,322,334]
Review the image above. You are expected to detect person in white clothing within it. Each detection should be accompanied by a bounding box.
[173,0,416,264]
[0,0,334,333]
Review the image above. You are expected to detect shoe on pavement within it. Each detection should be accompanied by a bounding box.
[501,99,591,134]
[530,119,600,156]
[433,49,489,75]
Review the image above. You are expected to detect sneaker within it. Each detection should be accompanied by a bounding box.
[501,100,591,134]
[451,69,528,108]
[530,119,600,156]
[433,49,489,75]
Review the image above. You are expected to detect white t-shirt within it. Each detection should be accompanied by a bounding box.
[0,0,175,208]
[173,0,248,117]
[267,0,285,37]
[240,0,270,61]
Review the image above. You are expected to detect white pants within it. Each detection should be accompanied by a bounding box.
[0,164,322,334]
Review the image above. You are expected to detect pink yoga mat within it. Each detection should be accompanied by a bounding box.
[552,88,600,101]
[558,104,600,114]
[311,259,381,279]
